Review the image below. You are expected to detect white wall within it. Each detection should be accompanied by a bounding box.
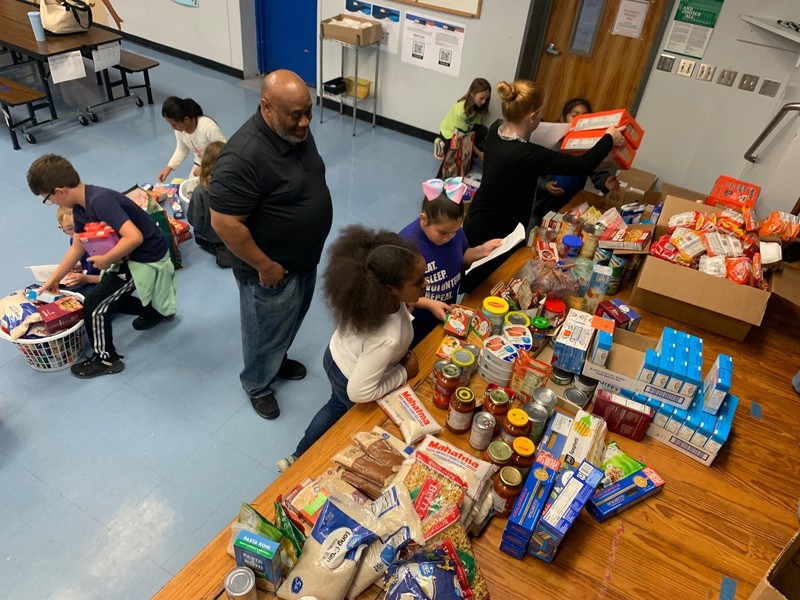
[111,0,256,73]
[635,0,800,212]
[317,0,534,134]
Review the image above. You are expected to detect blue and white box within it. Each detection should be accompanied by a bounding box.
[638,348,658,384]
[704,394,739,453]
[703,354,733,415]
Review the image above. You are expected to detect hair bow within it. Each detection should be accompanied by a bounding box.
[422,177,467,204]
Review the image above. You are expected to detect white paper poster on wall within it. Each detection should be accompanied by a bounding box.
[91,42,121,72]
[401,11,465,77]
[612,0,650,38]
[345,0,402,54]
[49,51,86,84]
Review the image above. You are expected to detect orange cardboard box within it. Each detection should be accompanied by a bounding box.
[562,130,636,170]
[570,109,645,149]
[705,174,761,210]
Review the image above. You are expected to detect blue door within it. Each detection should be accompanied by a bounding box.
[256,0,317,85]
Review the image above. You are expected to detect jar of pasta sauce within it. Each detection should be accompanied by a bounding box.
[433,363,461,410]
[451,349,476,386]
[511,437,536,477]
[447,387,476,434]
[492,466,523,517]
[482,388,510,435]
[485,440,512,468]
[500,408,531,444]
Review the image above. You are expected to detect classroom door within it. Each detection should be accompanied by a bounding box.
[256,0,317,85]
[526,0,670,121]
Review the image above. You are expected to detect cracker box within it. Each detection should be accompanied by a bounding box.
[528,460,604,562]
[36,296,84,333]
[705,175,760,210]
[587,466,665,522]
[590,389,653,441]
[505,451,561,541]
[570,108,645,148]
[562,130,637,170]
[79,223,119,257]
[233,530,284,592]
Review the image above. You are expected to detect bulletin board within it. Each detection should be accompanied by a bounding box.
[394,0,481,19]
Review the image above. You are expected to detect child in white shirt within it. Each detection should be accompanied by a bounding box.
[157,97,226,182]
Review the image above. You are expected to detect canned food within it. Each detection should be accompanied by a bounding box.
[535,227,559,262]
[433,359,450,374]
[550,367,574,386]
[559,234,583,259]
[574,374,599,396]
[225,566,257,600]
[559,213,584,241]
[523,401,549,444]
[451,349,476,385]
[564,387,589,408]
[469,411,496,451]
[593,246,613,265]
[531,387,558,416]
[580,222,605,259]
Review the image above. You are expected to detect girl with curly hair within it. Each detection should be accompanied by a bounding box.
[278,225,426,471]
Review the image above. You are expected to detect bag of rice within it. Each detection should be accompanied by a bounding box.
[377,386,442,444]
[346,484,424,599]
[0,291,43,340]
[332,445,396,487]
[276,491,382,600]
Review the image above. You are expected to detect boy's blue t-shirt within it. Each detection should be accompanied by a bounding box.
[400,219,469,343]
[68,238,100,276]
[73,185,168,263]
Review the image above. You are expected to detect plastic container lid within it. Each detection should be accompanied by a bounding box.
[482,296,509,315]
[543,298,566,313]
[499,466,523,487]
[504,311,530,327]
[532,316,550,330]
[507,408,529,427]
[562,234,583,249]
[512,436,535,456]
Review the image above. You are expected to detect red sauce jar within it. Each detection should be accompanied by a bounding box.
[447,387,475,434]
[482,388,510,435]
[492,466,523,517]
[511,437,536,477]
[500,408,531,444]
[433,363,461,410]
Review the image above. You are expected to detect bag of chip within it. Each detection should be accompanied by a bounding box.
[726,256,752,285]
[698,255,726,278]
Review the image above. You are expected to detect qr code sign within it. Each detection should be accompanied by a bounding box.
[412,41,424,59]
[438,48,452,67]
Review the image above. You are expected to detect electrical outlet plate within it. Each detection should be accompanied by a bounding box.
[696,63,716,82]
[759,79,781,97]
[739,74,760,92]
[717,69,738,86]
[677,58,696,77]
[657,54,676,73]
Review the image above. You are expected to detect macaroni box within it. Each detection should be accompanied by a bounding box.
[36,296,84,333]
[505,451,561,540]
[587,466,665,522]
[528,460,604,562]
[570,108,645,148]
[233,530,283,592]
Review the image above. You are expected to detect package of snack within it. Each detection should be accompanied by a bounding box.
[376,386,442,444]
[702,232,743,258]
[726,256,752,285]
[752,253,766,290]
[670,229,706,262]
[667,211,702,232]
[698,255,726,278]
[443,305,475,338]
[332,445,396,487]
[436,335,464,359]
[0,291,43,340]
[353,430,406,469]
[276,492,382,600]
[600,441,645,487]
[743,206,758,232]
[717,208,746,237]
[402,453,467,540]
[338,468,384,500]
[273,502,306,569]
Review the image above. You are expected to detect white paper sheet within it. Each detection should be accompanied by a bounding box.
[529,122,572,150]
[92,42,121,72]
[612,0,650,38]
[466,223,526,275]
[401,11,465,77]
[49,51,86,84]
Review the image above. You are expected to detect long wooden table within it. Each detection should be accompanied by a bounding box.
[0,0,121,125]
[154,244,800,600]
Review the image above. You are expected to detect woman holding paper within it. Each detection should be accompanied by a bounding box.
[460,80,625,292]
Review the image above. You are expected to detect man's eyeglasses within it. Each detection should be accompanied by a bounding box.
[42,191,54,205]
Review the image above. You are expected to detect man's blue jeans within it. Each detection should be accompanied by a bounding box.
[295,346,354,457]
[237,269,316,399]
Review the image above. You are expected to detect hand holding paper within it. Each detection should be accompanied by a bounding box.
[466,223,525,274]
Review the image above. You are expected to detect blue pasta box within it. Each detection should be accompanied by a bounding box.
[587,466,666,522]
[537,407,573,460]
[233,530,284,592]
[528,460,603,562]
[499,539,527,560]
[505,451,561,541]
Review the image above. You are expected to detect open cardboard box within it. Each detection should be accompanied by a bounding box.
[581,328,696,409]
[750,529,800,599]
[617,168,658,193]
[321,14,382,46]
[659,182,706,203]
[629,195,800,341]
[570,190,657,254]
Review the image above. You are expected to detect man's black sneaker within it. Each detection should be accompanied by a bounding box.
[71,354,124,379]
[250,392,280,420]
[277,357,306,381]
[132,310,174,331]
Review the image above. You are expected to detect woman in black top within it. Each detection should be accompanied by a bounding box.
[461,80,625,292]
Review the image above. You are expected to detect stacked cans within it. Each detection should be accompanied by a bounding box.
[477,335,518,386]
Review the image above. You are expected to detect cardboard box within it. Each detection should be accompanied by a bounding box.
[629,195,800,341]
[750,529,800,599]
[646,422,718,466]
[505,451,560,540]
[571,109,644,148]
[321,14,382,46]
[233,530,283,592]
[582,328,697,409]
[36,296,84,333]
[591,388,654,441]
[570,192,657,253]
[562,130,637,170]
[618,168,658,193]
[659,182,706,202]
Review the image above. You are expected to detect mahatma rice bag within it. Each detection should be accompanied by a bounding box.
[376,386,442,444]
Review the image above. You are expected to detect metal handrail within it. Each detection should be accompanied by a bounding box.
[744,102,800,162]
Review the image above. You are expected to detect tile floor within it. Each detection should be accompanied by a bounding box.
[0,43,437,599]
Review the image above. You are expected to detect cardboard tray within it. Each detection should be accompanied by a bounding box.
[629,195,800,341]
[321,14,382,46]
[750,529,800,599]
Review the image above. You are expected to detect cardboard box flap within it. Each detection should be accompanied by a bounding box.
[618,168,658,193]
[635,257,770,326]
[659,183,707,203]
[750,529,800,599]
[771,267,800,308]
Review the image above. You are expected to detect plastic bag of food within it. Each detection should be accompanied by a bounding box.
[422,518,490,600]
[717,208,746,237]
[371,426,414,458]
[667,211,702,232]
[701,232,743,258]
[526,259,579,299]
[274,502,306,569]
[333,445,396,487]
[227,503,285,563]
[0,291,43,340]
[353,430,406,469]
[670,228,706,262]
[698,255,726,278]
[759,211,800,243]
[752,253,766,290]
[277,491,383,600]
[385,550,464,600]
[726,256,752,285]
[376,386,442,444]
[346,484,424,599]
[403,453,467,541]
[600,441,645,487]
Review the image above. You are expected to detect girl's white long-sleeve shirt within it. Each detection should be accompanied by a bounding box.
[167,116,226,170]
[329,305,413,403]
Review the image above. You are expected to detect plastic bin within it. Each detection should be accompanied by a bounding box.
[178,177,199,215]
[323,77,347,95]
[345,76,372,99]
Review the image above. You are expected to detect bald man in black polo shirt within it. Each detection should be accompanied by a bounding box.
[210,70,333,420]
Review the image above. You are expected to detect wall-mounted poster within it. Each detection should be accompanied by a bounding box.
[664,0,724,59]
[400,11,466,77]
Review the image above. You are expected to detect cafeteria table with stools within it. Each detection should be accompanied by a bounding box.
[152,235,800,599]
[0,0,121,144]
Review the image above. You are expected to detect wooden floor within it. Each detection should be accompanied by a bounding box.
[153,246,800,600]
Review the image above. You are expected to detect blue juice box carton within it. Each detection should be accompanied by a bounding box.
[677,394,706,442]
[233,530,284,593]
[588,466,666,522]
[652,402,673,428]
[638,348,659,384]
[703,354,733,415]
[528,460,603,563]
[704,394,739,454]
